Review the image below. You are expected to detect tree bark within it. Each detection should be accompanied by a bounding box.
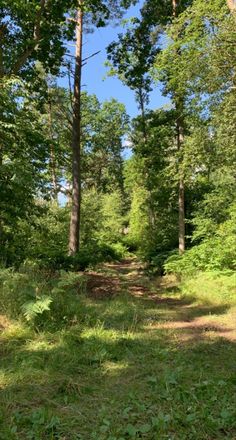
[48,94,58,201]
[227,0,236,13]
[68,4,83,255]
[177,116,185,254]
[137,86,147,141]
[0,29,5,248]
[172,0,185,254]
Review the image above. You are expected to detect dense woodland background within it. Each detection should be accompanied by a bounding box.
[0,1,236,438]
[1,0,235,274]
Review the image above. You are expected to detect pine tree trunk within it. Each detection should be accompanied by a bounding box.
[173,0,185,254]
[69,4,83,255]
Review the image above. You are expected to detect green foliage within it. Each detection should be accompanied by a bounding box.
[27,203,69,260]
[0,266,86,328]
[21,296,53,322]
[0,78,51,265]
[67,242,127,270]
[100,191,125,243]
[124,110,180,262]
[82,96,129,193]
[5,407,62,440]
[128,184,149,248]
[165,202,236,276]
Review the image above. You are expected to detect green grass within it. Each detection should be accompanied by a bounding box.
[0,264,236,439]
[181,271,236,306]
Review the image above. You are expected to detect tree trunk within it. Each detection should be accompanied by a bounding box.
[69,4,83,255]
[172,0,185,254]
[177,127,185,255]
[48,95,58,201]
[227,0,236,13]
[137,86,147,142]
[0,35,4,249]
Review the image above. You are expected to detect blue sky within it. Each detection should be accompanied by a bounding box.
[59,0,169,120]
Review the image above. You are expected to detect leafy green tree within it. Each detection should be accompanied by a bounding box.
[0,0,75,77]
[107,0,194,254]
[107,17,158,123]
[158,0,236,273]
[82,98,128,193]
[125,109,180,259]
[0,78,50,265]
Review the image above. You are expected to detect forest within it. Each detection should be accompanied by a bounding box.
[0,0,236,439]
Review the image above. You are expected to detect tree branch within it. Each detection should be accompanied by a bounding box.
[82,50,101,63]
[11,0,46,74]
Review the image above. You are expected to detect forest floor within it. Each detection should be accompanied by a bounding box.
[0,258,236,439]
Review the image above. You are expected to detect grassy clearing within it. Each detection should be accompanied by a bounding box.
[0,262,236,439]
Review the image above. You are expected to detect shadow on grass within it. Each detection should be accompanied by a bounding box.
[0,330,236,439]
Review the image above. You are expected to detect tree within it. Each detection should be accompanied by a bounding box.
[107,0,193,254]
[69,3,83,255]
[82,98,128,193]
[154,0,236,271]
[0,0,75,255]
[0,78,51,265]
[0,0,75,77]
[126,109,180,258]
[68,0,135,255]
[107,18,158,126]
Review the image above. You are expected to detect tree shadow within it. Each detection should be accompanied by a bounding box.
[1,325,236,438]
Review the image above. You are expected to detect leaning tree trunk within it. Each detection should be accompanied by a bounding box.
[69,4,83,255]
[173,0,185,254]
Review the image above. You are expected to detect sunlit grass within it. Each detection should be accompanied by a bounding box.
[181,271,236,306]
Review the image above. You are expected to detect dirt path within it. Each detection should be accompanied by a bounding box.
[86,258,236,342]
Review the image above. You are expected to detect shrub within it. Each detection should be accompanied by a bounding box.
[30,241,127,272]
[165,204,236,276]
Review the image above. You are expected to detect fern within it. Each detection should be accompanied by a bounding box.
[21,295,53,322]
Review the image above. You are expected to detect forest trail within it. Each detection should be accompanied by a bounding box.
[1,258,236,439]
[87,258,236,343]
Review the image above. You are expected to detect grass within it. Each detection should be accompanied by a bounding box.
[0,262,236,439]
[181,271,236,306]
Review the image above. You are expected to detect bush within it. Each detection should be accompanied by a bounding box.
[165,204,236,276]
[31,241,128,272]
